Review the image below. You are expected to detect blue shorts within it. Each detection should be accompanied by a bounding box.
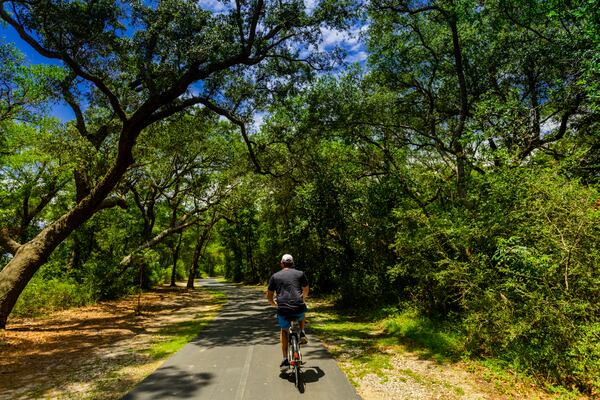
[276,313,305,329]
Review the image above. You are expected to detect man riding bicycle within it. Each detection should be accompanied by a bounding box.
[267,254,309,369]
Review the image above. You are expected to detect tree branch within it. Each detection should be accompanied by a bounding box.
[247,0,264,52]
[119,218,198,267]
[373,0,440,16]
[95,196,128,211]
[0,6,127,122]
[195,97,272,175]
[0,228,21,255]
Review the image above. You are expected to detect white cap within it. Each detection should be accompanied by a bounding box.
[281,254,294,265]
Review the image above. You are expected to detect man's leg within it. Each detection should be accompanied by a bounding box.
[280,329,288,358]
[298,314,308,344]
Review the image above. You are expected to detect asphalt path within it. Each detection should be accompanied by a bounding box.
[123,278,361,399]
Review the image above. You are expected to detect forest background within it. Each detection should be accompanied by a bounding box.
[0,0,598,396]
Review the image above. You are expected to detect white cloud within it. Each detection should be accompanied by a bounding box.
[252,111,267,132]
[304,0,319,13]
[346,50,368,63]
[320,27,360,50]
[200,0,231,13]
[319,24,369,64]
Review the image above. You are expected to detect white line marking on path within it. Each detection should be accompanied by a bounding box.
[235,345,254,400]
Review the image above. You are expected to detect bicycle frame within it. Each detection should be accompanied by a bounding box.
[287,319,302,365]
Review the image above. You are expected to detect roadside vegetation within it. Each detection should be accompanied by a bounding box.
[309,299,590,399]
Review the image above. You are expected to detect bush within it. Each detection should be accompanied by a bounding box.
[12,277,95,317]
[391,166,600,394]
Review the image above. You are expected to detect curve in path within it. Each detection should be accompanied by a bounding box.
[124,278,361,400]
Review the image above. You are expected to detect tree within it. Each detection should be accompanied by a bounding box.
[367,0,596,204]
[0,44,66,251]
[0,0,352,328]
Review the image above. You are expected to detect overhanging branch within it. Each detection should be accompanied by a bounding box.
[0,6,127,122]
[119,218,199,267]
[0,228,21,255]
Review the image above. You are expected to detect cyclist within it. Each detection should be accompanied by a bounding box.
[267,253,309,369]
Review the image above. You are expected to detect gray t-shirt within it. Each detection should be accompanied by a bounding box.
[268,268,308,316]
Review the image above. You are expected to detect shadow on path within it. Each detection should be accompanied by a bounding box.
[124,279,361,399]
[279,366,326,384]
[190,280,279,348]
[122,366,213,399]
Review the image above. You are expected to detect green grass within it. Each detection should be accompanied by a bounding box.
[143,288,226,360]
[352,351,393,380]
[382,309,464,362]
[144,317,213,359]
[310,304,464,363]
[309,303,463,386]
[202,287,227,302]
[308,303,469,394]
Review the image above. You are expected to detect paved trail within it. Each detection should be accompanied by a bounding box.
[124,279,360,399]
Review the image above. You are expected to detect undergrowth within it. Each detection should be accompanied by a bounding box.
[12,277,96,317]
[310,300,590,399]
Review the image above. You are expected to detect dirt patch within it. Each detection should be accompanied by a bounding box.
[348,355,544,400]
[0,284,222,400]
[321,341,579,400]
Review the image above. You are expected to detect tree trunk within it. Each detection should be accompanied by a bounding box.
[187,226,213,289]
[231,239,243,283]
[245,242,256,282]
[0,135,134,329]
[187,241,202,289]
[449,15,471,208]
[170,232,183,287]
[68,226,96,271]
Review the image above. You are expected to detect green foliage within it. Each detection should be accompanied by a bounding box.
[0,42,66,124]
[12,276,95,317]
[388,165,600,392]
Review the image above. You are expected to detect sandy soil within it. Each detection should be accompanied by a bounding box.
[0,284,220,400]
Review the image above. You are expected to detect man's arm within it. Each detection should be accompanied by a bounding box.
[302,285,309,299]
[267,290,277,307]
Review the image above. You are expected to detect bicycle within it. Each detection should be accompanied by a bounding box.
[284,316,303,391]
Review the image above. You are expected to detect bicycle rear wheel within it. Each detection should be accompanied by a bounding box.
[294,364,301,389]
[290,335,301,388]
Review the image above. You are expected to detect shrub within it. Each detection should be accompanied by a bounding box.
[391,166,600,394]
[12,277,95,317]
